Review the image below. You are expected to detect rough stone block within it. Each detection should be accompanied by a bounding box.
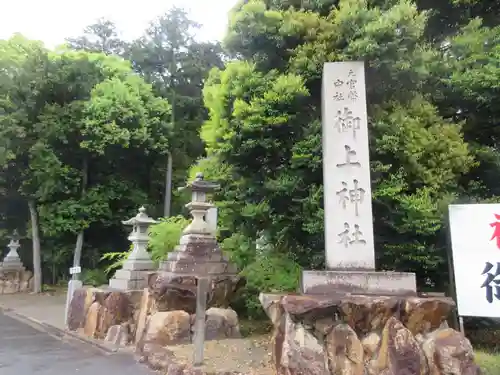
[189,307,241,341]
[98,291,132,338]
[67,288,87,330]
[84,301,103,338]
[105,324,130,346]
[260,293,481,375]
[147,274,244,314]
[143,311,191,345]
[135,288,153,344]
[301,270,417,296]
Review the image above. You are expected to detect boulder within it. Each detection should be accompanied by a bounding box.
[192,307,241,340]
[104,324,130,346]
[134,288,154,344]
[422,328,481,375]
[83,301,103,338]
[143,310,191,345]
[260,293,482,375]
[325,323,364,375]
[98,291,131,338]
[271,312,329,375]
[67,288,88,330]
[372,317,428,375]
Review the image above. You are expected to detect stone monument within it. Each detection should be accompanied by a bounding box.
[302,61,416,295]
[148,172,243,314]
[109,206,157,290]
[259,62,481,375]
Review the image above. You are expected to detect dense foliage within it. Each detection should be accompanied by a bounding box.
[195,0,500,314]
[0,1,499,319]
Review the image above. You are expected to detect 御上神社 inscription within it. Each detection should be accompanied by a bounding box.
[322,61,375,270]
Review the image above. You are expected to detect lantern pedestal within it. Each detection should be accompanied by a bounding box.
[148,173,244,313]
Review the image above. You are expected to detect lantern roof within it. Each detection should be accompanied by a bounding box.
[122,206,158,226]
[180,172,220,193]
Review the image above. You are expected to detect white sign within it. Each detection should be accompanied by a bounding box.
[449,204,500,318]
[69,266,81,275]
[322,61,375,269]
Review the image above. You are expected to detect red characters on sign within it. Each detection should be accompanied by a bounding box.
[490,214,500,249]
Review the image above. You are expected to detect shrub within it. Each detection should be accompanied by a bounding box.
[148,215,190,260]
[80,268,108,286]
[222,233,301,320]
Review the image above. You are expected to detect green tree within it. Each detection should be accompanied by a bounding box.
[0,34,52,292]
[0,36,172,287]
[126,7,224,216]
[66,19,127,55]
[70,8,224,218]
[198,0,476,294]
[432,19,500,202]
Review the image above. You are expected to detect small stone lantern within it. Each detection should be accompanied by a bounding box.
[109,206,157,290]
[122,206,157,261]
[2,230,24,270]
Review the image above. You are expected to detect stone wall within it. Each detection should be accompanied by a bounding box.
[0,268,32,294]
[67,287,241,347]
[260,293,481,375]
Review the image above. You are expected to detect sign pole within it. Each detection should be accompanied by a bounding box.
[193,277,209,367]
[458,316,465,335]
[65,266,82,327]
[445,207,460,331]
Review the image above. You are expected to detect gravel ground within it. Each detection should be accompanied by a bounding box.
[166,335,274,374]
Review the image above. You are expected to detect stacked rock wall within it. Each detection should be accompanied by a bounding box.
[67,288,142,341]
[0,269,33,294]
[67,286,241,347]
[260,293,481,375]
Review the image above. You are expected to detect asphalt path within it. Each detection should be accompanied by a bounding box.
[0,311,154,375]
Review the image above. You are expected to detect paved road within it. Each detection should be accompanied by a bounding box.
[0,312,154,375]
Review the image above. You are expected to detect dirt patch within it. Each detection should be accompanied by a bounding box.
[166,334,273,374]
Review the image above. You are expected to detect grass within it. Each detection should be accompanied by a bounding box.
[239,319,273,337]
[476,350,500,375]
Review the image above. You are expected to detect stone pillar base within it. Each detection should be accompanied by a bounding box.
[2,259,24,270]
[301,269,417,295]
[109,269,152,290]
[122,259,155,271]
[260,292,481,375]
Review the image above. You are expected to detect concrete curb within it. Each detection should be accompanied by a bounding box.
[0,305,118,354]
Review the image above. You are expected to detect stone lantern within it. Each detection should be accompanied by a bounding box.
[123,206,157,262]
[2,230,24,270]
[109,206,157,290]
[150,173,244,314]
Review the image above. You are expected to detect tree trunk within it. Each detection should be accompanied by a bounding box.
[164,151,173,217]
[28,199,42,293]
[72,157,88,280]
[163,50,176,218]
